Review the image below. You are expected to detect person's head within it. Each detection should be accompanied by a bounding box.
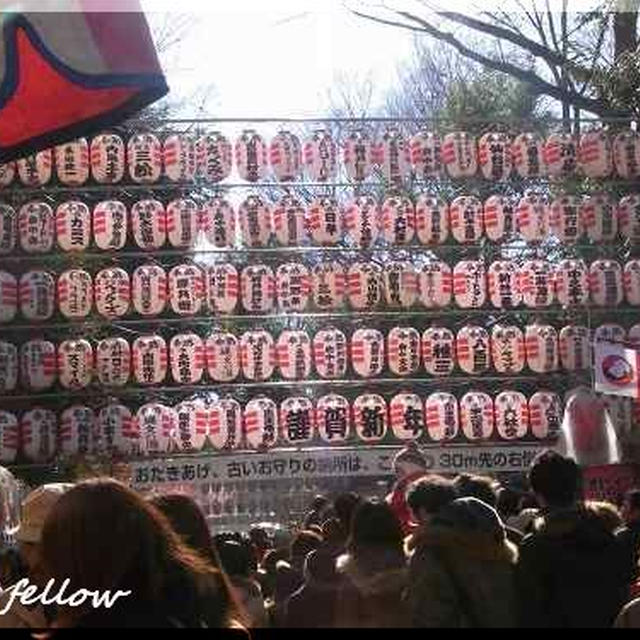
[454,474,499,508]
[333,492,362,534]
[303,549,339,585]
[406,475,457,524]
[496,487,521,520]
[622,489,640,524]
[16,483,74,586]
[586,500,623,532]
[290,529,323,570]
[321,517,347,552]
[149,493,220,569]
[347,500,404,557]
[216,539,256,579]
[274,560,300,603]
[528,450,581,509]
[392,442,427,480]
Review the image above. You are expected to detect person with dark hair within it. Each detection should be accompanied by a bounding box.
[406,496,518,627]
[321,518,347,556]
[496,486,521,522]
[303,495,332,529]
[39,479,246,629]
[618,489,640,583]
[333,492,362,541]
[515,450,630,628]
[334,500,409,627]
[259,547,289,601]
[248,526,272,567]
[406,475,457,527]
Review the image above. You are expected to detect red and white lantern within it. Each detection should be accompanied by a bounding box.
[280,397,315,444]
[347,261,381,310]
[96,337,130,386]
[389,393,424,440]
[127,132,162,184]
[90,133,125,184]
[343,130,373,182]
[20,340,56,390]
[0,411,18,463]
[197,132,232,183]
[559,325,590,371]
[613,131,640,179]
[555,259,589,307]
[205,331,240,381]
[241,264,275,313]
[303,129,337,181]
[17,149,52,186]
[244,397,278,449]
[351,328,385,378]
[381,196,415,245]
[55,138,89,186]
[491,324,525,374]
[520,260,555,308]
[239,195,272,247]
[94,267,130,318]
[131,199,166,249]
[166,198,199,248]
[516,193,549,242]
[316,394,351,443]
[549,195,583,242]
[60,405,94,457]
[415,194,449,245]
[495,391,528,440]
[0,162,15,188]
[525,324,559,373]
[210,397,242,450]
[456,325,490,375]
[344,196,380,248]
[18,201,54,253]
[387,326,420,376]
[594,323,626,344]
[0,342,17,392]
[0,204,16,254]
[460,392,494,440]
[0,271,16,323]
[205,263,238,314]
[581,194,618,242]
[425,392,459,441]
[313,328,348,379]
[410,131,442,178]
[422,327,455,376]
[629,324,640,346]
[132,264,167,316]
[544,133,577,177]
[57,339,93,389]
[377,128,410,184]
[312,262,345,310]
[418,261,452,308]
[273,195,307,245]
[173,400,208,451]
[442,132,477,178]
[383,261,417,308]
[57,268,93,319]
[488,260,521,308]
[512,132,545,178]
[132,335,167,385]
[453,260,486,308]
[276,330,312,380]
[354,394,388,442]
[478,132,512,181]
[96,403,137,456]
[136,403,174,455]
[450,196,483,243]
[200,197,236,248]
[55,201,90,252]
[163,134,196,182]
[21,408,57,462]
[307,196,342,245]
[589,259,623,307]
[235,130,268,182]
[624,259,640,305]
[276,262,310,312]
[93,200,127,250]
[619,194,640,241]
[269,131,302,181]
[240,330,275,381]
[169,333,205,385]
[19,270,55,321]
[483,195,516,241]
[529,391,562,439]
[578,130,612,178]
[169,264,205,315]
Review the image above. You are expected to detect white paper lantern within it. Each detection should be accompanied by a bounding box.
[460,392,494,440]
[57,339,93,389]
[453,260,486,308]
[166,198,199,248]
[0,411,18,463]
[344,196,380,248]
[131,199,166,249]
[169,264,205,315]
[628,324,640,346]
[312,262,345,310]
[619,194,640,241]
[354,394,388,442]
[303,130,337,181]
[55,200,90,252]
[390,393,424,440]
[544,132,576,177]
[495,391,528,440]
[174,400,208,451]
[20,340,56,391]
[269,130,302,181]
[210,397,242,450]
[418,260,452,308]
[624,259,640,305]
[483,195,516,241]
[200,196,236,248]
[559,325,590,371]
[456,325,490,374]
[273,195,307,246]
[549,195,583,242]
[316,394,351,443]
[19,270,55,321]
[613,131,640,179]
[425,392,459,441]
[0,342,17,392]
[525,324,559,373]
[60,405,94,457]
[593,323,626,344]
[343,130,373,181]
[276,262,310,312]
[127,132,162,184]
[410,131,442,178]
[578,130,612,178]
[280,397,315,444]
[55,138,89,186]
[18,201,54,253]
[96,337,131,386]
[93,200,127,250]
[307,196,341,245]
[450,196,483,243]
[422,327,455,376]
[132,264,167,316]
[581,194,617,242]
[0,204,16,255]
[241,264,275,313]
[383,261,417,308]
[196,132,232,183]
[97,403,137,456]
[205,331,240,382]
[132,335,167,385]
[90,133,125,184]
[235,130,268,182]
[276,330,312,380]
[240,329,275,381]
[17,149,52,186]
[512,132,545,178]
[313,328,348,379]
[239,195,272,247]
[554,259,589,308]
[170,333,205,384]
[381,196,415,245]
[347,261,382,310]
[57,268,93,319]
[516,193,549,242]
[136,403,174,455]
[204,263,238,314]
[94,267,130,318]
[488,260,521,308]
[520,260,555,308]
[163,133,196,182]
[589,259,623,307]
[415,194,449,245]
[442,132,477,178]
[529,391,562,439]
[0,162,15,187]
[387,326,420,376]
[491,325,525,374]
[478,132,512,181]
[377,128,410,184]
[21,408,56,462]
[351,328,385,378]
[0,271,17,323]
[244,397,278,449]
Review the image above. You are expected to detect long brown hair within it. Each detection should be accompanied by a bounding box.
[40,478,239,628]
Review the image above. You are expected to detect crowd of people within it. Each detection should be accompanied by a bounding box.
[0,447,640,629]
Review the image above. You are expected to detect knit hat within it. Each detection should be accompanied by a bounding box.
[432,496,506,540]
[16,483,74,544]
[393,442,427,472]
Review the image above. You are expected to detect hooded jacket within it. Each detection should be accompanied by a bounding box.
[515,505,630,628]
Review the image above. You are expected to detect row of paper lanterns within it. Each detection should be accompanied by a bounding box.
[0,321,630,392]
[0,388,563,463]
[3,191,640,254]
[3,128,640,187]
[2,256,639,324]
